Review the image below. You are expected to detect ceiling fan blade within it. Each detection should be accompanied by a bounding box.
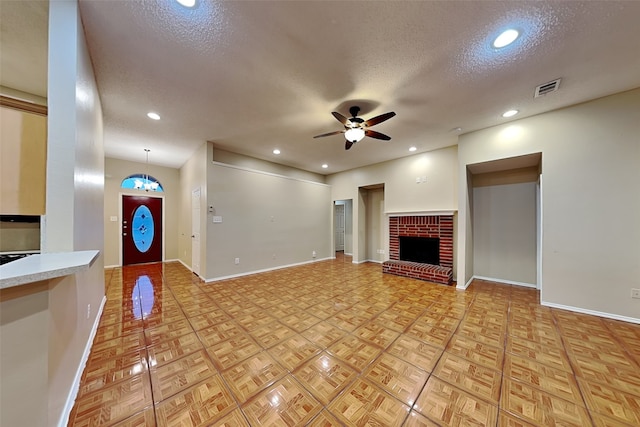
[331,111,349,125]
[364,111,396,127]
[345,140,354,150]
[313,130,345,138]
[365,129,392,140]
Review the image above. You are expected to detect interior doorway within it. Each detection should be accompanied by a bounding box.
[335,204,345,252]
[122,195,163,265]
[334,199,353,256]
[191,187,201,276]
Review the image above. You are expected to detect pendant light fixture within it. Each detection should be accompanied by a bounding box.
[134,148,160,191]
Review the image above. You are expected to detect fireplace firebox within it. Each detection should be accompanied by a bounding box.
[399,236,439,265]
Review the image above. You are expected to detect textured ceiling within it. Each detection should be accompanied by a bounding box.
[4,1,640,174]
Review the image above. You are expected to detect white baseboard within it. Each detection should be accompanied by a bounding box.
[58,295,106,427]
[177,258,191,271]
[472,275,537,289]
[204,257,333,283]
[365,259,383,264]
[541,301,640,325]
[176,259,205,281]
[456,276,473,290]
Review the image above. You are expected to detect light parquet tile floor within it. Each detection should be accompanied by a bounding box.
[69,255,640,426]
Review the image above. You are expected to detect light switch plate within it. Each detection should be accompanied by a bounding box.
[213,216,223,223]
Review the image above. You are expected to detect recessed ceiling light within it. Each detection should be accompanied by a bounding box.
[322,164,328,169]
[176,0,196,7]
[493,29,520,48]
[147,112,160,120]
[502,109,519,118]
[273,149,280,155]
[409,146,417,152]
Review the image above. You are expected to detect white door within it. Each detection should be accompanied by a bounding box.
[335,204,345,251]
[191,188,201,276]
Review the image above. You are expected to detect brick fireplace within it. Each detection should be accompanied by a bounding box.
[382,214,454,285]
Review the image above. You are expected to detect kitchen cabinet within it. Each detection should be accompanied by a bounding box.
[0,99,47,215]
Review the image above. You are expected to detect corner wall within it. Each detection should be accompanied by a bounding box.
[45,1,105,425]
[458,88,640,321]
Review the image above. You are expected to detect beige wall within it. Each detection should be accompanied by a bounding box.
[103,157,180,267]
[0,281,49,426]
[178,142,208,274]
[206,161,331,279]
[472,181,537,285]
[327,145,458,263]
[44,1,105,425]
[0,221,40,252]
[212,147,326,183]
[458,88,640,321]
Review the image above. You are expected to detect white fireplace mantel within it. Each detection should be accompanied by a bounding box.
[385,210,456,217]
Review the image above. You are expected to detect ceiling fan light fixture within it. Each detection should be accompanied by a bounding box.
[344,128,365,143]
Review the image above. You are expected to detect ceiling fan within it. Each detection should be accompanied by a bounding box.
[313,106,396,150]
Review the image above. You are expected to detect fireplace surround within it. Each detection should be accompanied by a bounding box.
[383,214,453,285]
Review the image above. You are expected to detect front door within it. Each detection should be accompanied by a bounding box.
[122,195,163,265]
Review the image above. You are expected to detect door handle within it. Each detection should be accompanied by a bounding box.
[191,235,195,238]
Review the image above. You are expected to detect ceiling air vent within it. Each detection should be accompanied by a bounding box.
[534,78,561,98]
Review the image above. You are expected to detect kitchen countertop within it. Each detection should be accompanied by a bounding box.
[0,250,100,289]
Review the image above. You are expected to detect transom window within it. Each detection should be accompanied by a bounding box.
[121,174,164,192]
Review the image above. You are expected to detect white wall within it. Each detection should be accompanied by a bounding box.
[206,161,331,280]
[458,88,640,321]
[45,1,105,425]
